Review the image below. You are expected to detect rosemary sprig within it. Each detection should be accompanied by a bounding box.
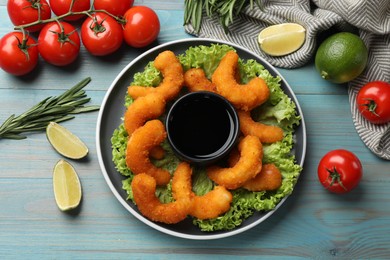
[184,0,205,34]
[0,77,100,140]
[184,0,261,34]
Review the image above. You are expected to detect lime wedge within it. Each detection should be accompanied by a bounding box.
[46,122,88,159]
[258,23,306,56]
[53,159,82,211]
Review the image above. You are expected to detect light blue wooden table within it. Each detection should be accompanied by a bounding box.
[1,1,389,259]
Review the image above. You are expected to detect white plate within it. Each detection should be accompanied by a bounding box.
[96,38,307,240]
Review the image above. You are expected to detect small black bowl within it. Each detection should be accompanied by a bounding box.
[166,91,240,166]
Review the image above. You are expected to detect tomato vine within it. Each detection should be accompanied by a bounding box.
[13,0,126,31]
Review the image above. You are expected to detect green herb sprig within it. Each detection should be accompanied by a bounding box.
[0,77,100,140]
[184,0,261,34]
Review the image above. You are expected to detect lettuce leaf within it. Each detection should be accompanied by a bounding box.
[111,124,131,177]
[111,44,302,232]
[132,61,162,87]
[179,44,235,79]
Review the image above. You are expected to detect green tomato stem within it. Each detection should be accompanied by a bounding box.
[14,0,123,31]
[361,98,380,117]
[327,166,347,191]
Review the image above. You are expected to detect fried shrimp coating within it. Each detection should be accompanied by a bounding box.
[149,145,165,160]
[190,186,233,220]
[126,120,171,186]
[127,50,184,101]
[207,135,263,190]
[227,150,282,191]
[212,51,270,111]
[127,86,154,99]
[242,163,282,191]
[131,173,191,224]
[172,162,194,201]
[184,68,217,93]
[237,110,284,143]
[172,162,233,220]
[124,93,166,136]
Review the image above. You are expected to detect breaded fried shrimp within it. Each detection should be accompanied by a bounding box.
[207,135,263,190]
[227,147,282,191]
[126,120,171,185]
[172,162,193,201]
[131,173,191,224]
[238,110,284,143]
[212,51,270,111]
[190,186,233,220]
[124,93,166,136]
[127,50,184,101]
[171,162,233,220]
[227,147,240,167]
[127,86,154,99]
[242,163,282,191]
[184,68,216,93]
[149,145,165,160]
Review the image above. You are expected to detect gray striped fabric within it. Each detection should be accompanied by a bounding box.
[184,0,390,160]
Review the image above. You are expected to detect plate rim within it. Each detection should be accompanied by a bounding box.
[96,37,307,240]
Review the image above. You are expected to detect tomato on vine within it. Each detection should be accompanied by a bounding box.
[356,81,390,125]
[0,32,39,76]
[7,0,51,32]
[318,149,363,194]
[93,0,134,16]
[49,0,90,21]
[123,6,160,48]
[38,22,80,66]
[81,13,123,56]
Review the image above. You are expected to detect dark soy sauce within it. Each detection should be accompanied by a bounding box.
[168,95,235,160]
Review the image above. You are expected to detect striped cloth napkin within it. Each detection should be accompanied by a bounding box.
[184,0,390,160]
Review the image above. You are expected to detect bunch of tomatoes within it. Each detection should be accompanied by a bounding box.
[0,0,160,76]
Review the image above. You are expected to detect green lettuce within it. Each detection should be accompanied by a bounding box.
[111,44,302,232]
[179,44,235,79]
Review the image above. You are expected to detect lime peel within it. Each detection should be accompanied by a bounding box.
[314,32,368,84]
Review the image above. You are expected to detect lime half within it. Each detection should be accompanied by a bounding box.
[46,122,88,159]
[53,159,82,211]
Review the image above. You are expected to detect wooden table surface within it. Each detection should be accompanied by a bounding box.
[1,1,389,259]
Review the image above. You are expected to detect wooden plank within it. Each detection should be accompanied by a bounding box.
[1,175,390,258]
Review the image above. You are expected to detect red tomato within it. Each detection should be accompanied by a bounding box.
[7,0,51,32]
[93,0,134,16]
[38,22,80,66]
[0,32,39,76]
[49,0,90,21]
[356,81,390,124]
[318,149,363,194]
[81,13,123,56]
[123,6,160,48]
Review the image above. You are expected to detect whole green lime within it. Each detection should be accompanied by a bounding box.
[315,32,368,84]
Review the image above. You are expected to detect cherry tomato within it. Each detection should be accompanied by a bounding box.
[81,13,123,56]
[123,6,160,48]
[38,22,80,66]
[318,149,363,194]
[93,0,134,16]
[0,32,39,76]
[356,81,390,125]
[7,0,51,32]
[49,0,90,21]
